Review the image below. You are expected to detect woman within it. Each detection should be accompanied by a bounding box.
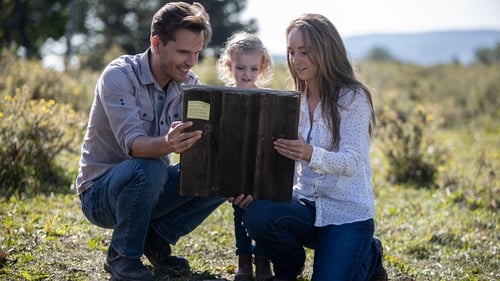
[241,13,387,281]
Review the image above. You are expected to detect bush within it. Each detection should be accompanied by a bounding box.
[0,49,97,113]
[376,102,448,187]
[0,86,86,197]
[358,61,500,131]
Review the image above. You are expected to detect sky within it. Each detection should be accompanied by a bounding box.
[241,0,500,55]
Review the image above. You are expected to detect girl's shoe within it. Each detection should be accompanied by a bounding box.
[234,254,254,281]
[255,256,273,281]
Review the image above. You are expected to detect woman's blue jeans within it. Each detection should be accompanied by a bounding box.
[80,158,225,258]
[243,199,383,281]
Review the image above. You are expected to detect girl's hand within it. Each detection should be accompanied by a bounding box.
[227,194,254,209]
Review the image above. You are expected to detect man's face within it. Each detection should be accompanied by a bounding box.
[152,28,204,86]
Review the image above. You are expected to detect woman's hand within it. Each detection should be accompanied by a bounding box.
[274,135,312,161]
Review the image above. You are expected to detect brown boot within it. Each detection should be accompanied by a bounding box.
[370,238,388,281]
[0,246,7,265]
[235,255,253,281]
[254,256,273,281]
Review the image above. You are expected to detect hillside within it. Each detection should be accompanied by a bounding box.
[344,29,500,65]
[272,30,500,65]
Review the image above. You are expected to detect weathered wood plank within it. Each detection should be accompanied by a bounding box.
[180,85,300,202]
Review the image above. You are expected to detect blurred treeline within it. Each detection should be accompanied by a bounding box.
[1,47,499,212]
[0,0,258,70]
[0,0,499,212]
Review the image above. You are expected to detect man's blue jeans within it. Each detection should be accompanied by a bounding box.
[80,158,225,259]
[243,199,383,281]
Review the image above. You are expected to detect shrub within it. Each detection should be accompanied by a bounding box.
[0,49,97,113]
[376,101,448,187]
[0,87,86,197]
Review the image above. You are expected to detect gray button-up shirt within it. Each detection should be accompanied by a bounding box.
[75,49,200,195]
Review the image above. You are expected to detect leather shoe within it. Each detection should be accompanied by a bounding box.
[234,254,253,281]
[144,227,190,271]
[255,256,273,281]
[371,238,388,281]
[104,246,153,281]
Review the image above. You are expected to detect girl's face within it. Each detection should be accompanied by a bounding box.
[287,27,318,83]
[229,51,263,88]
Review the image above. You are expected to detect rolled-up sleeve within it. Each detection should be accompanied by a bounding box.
[98,64,147,156]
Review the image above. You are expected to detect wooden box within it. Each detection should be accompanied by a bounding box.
[179,85,300,202]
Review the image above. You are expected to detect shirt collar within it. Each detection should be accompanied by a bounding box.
[138,48,157,87]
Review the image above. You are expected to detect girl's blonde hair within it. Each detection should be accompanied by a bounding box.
[216,31,274,87]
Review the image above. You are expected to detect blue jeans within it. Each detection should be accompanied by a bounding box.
[243,199,383,281]
[80,158,225,258]
[233,204,265,257]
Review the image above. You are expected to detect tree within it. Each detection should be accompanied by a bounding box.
[474,42,500,65]
[80,0,257,69]
[0,0,88,58]
[364,46,397,62]
[198,0,257,54]
[1,0,256,70]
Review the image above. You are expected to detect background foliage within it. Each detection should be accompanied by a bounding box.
[0,46,499,280]
[0,1,499,279]
[0,0,257,70]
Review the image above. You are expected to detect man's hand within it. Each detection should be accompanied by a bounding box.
[130,121,202,157]
[166,121,202,154]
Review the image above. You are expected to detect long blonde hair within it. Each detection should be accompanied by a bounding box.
[286,14,375,149]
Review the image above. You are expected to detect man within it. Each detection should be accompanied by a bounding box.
[75,2,226,280]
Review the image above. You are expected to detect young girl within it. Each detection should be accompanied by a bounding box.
[216,31,274,281]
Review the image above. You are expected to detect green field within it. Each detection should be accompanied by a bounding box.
[1,51,499,280]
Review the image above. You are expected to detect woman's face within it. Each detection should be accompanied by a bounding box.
[287,27,318,83]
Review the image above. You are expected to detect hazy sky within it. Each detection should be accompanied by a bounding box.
[241,0,500,54]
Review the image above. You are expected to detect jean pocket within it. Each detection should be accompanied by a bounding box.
[80,188,115,228]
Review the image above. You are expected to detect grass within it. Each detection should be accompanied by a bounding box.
[0,182,498,281]
[1,56,499,280]
[1,161,499,281]
[0,130,499,281]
